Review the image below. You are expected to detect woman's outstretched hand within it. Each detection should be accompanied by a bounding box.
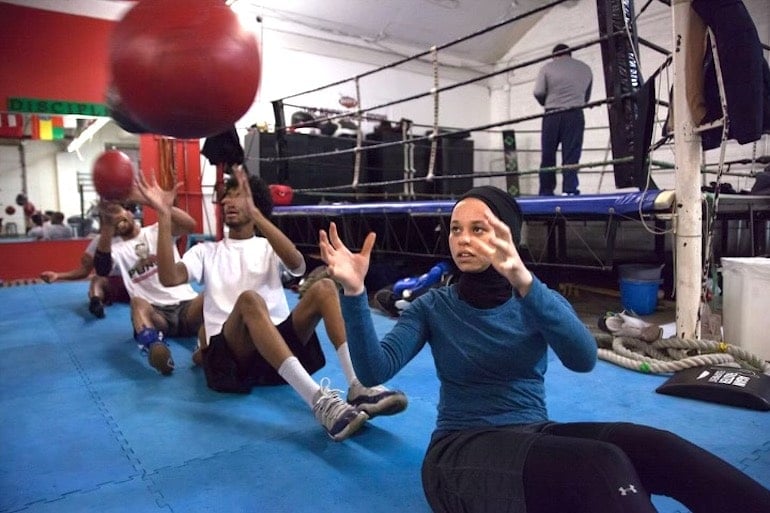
[319,222,376,296]
[478,212,533,296]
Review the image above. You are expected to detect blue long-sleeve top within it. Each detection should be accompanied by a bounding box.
[339,276,597,437]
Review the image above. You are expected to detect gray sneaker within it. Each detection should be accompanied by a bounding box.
[313,378,368,441]
[347,380,408,418]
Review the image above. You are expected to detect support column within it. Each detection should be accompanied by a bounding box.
[671,0,703,339]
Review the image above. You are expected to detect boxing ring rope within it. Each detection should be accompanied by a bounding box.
[697,28,730,298]
[273,0,575,103]
[426,45,439,184]
[352,76,363,189]
[273,33,621,135]
[264,94,636,202]
[402,119,416,198]
[284,155,635,200]
[269,95,628,166]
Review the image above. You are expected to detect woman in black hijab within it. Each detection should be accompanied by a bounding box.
[319,186,770,513]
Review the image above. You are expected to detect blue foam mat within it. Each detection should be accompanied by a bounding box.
[1,282,768,513]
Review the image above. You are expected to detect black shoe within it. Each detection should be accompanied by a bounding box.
[88,297,105,319]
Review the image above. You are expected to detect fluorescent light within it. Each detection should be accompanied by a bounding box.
[67,117,111,153]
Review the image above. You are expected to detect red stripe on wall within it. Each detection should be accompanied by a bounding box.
[0,3,115,106]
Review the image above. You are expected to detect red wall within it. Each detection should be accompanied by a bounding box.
[0,3,114,105]
[139,134,204,251]
[0,239,91,281]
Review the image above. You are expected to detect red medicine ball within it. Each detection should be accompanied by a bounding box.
[23,202,36,217]
[109,0,261,139]
[92,150,135,201]
[269,184,294,206]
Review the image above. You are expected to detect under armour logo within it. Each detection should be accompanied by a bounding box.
[618,485,638,496]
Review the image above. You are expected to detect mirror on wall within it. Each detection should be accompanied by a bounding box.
[0,112,139,238]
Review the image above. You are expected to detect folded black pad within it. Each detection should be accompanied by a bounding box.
[656,365,770,411]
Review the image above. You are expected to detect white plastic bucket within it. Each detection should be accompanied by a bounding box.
[721,257,770,361]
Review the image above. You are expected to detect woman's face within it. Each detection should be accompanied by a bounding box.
[449,197,494,273]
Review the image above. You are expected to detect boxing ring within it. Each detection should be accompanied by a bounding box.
[239,0,770,337]
[272,189,678,270]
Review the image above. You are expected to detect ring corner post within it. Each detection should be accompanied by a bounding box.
[671,0,703,340]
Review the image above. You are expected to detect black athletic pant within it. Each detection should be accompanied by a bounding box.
[538,109,584,195]
[422,421,770,513]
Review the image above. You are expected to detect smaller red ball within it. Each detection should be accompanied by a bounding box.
[269,184,294,206]
[93,150,135,201]
[4,205,15,216]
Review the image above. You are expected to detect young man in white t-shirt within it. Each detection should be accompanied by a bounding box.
[94,191,202,376]
[141,167,407,442]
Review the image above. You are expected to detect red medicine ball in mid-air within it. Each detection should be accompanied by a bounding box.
[108,0,261,139]
[92,150,135,201]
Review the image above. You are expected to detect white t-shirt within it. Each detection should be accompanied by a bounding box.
[182,236,305,340]
[110,224,198,306]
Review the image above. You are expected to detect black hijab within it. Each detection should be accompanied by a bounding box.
[454,186,523,309]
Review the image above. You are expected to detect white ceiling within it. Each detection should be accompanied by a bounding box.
[5,0,559,65]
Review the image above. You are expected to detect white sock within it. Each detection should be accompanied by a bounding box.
[336,343,358,386]
[277,356,320,408]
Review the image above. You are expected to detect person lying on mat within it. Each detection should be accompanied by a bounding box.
[141,166,407,442]
[93,190,203,376]
[41,231,129,319]
[318,185,770,512]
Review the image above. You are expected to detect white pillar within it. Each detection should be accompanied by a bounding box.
[671,0,703,339]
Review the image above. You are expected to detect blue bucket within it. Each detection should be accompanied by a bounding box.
[619,278,661,315]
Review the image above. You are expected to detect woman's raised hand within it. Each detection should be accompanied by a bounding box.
[318,222,376,296]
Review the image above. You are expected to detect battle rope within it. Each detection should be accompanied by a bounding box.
[595,332,770,375]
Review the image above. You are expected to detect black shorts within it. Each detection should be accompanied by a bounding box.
[202,313,326,394]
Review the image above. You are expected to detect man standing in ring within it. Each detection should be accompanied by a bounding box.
[533,43,592,196]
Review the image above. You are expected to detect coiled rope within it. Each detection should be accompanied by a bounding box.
[594,332,770,375]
